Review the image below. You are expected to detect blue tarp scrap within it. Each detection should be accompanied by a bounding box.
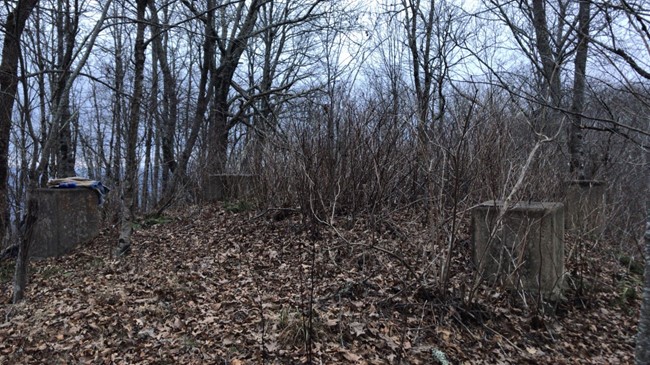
[47,177,110,205]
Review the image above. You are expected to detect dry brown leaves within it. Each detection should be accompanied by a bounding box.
[0,204,639,364]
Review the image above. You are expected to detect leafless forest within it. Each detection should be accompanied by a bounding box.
[0,0,649,363]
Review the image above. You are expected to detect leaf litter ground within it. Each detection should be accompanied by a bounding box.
[0,203,640,364]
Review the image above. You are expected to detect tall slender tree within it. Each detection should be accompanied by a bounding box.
[0,0,39,245]
[394,0,462,205]
[148,0,178,191]
[568,0,591,180]
[52,0,80,178]
[117,0,148,255]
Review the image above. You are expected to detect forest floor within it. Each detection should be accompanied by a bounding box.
[0,202,641,364]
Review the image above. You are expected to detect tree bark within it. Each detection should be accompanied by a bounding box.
[531,0,562,108]
[109,20,124,185]
[0,0,39,245]
[148,0,178,189]
[637,209,650,364]
[53,0,79,178]
[207,0,264,175]
[569,0,590,180]
[152,2,217,214]
[117,0,148,255]
[13,196,38,303]
[404,0,434,206]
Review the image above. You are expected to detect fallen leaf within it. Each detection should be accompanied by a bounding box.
[265,341,279,352]
[403,340,411,350]
[173,317,184,330]
[349,322,365,337]
[326,318,338,327]
[201,316,215,324]
[439,328,452,341]
[379,334,399,351]
[342,350,362,362]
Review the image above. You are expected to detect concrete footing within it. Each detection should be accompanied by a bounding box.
[30,188,100,258]
[472,200,565,295]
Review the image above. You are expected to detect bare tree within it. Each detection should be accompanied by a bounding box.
[52,0,81,178]
[108,1,126,187]
[242,0,329,164]
[388,0,470,289]
[151,0,218,212]
[117,0,148,255]
[391,0,465,224]
[560,1,650,361]
[34,0,113,186]
[401,0,438,183]
[205,0,266,176]
[568,0,591,180]
[530,0,564,110]
[148,0,178,192]
[143,0,329,212]
[0,0,39,245]
[481,0,581,136]
[12,195,37,303]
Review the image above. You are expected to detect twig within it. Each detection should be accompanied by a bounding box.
[481,322,525,354]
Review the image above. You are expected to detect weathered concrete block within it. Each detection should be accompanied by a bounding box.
[565,180,606,235]
[472,200,564,295]
[206,174,255,201]
[30,188,100,258]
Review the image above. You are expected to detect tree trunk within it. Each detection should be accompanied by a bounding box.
[569,0,590,180]
[400,0,451,223]
[142,106,153,211]
[637,209,650,364]
[53,0,79,178]
[148,0,178,190]
[109,26,124,185]
[531,0,562,109]
[208,92,231,175]
[206,0,263,175]
[152,3,216,214]
[117,0,148,255]
[13,196,38,303]
[0,0,39,245]
[56,90,76,177]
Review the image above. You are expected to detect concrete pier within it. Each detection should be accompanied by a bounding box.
[472,200,564,295]
[30,188,100,258]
